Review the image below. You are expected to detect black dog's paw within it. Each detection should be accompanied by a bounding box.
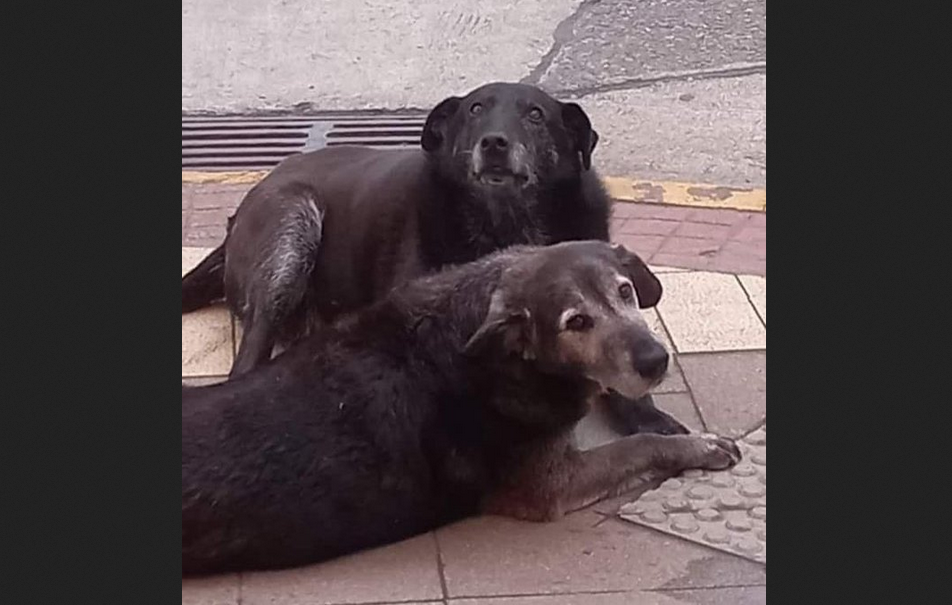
[603,392,690,436]
[695,433,742,470]
[651,415,690,436]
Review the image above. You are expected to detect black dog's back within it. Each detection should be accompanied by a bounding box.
[181,83,614,378]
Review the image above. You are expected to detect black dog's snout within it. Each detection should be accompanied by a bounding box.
[632,341,669,381]
[480,133,510,152]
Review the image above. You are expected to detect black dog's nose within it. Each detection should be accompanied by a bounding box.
[632,342,669,381]
[480,133,509,152]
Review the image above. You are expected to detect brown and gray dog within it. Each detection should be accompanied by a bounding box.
[182,241,740,575]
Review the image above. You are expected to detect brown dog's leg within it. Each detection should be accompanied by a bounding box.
[483,433,740,521]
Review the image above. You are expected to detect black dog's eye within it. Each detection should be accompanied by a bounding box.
[565,314,593,332]
[470,103,483,115]
[619,283,634,302]
[528,107,544,122]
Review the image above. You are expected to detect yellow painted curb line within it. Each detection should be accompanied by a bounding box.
[182,170,269,185]
[183,171,765,212]
[602,177,765,212]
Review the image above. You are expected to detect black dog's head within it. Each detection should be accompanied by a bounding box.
[464,241,666,402]
[421,82,599,192]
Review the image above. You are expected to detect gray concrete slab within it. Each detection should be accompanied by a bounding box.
[182,0,582,112]
[182,0,767,186]
[577,75,766,186]
[532,0,766,94]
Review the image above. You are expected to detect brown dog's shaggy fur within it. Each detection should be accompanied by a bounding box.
[182,242,740,575]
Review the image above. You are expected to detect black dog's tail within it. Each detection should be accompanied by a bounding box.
[182,244,226,313]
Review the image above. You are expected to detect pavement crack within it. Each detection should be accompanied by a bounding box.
[521,0,604,86]
[649,583,768,592]
[552,62,767,99]
[432,531,450,603]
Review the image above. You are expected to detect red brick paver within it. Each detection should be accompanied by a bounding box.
[611,203,765,276]
[181,183,766,276]
[182,183,252,247]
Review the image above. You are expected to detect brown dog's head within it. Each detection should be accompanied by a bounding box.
[421,82,599,193]
[464,241,666,401]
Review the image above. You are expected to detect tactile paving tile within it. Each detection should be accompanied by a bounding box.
[618,424,766,563]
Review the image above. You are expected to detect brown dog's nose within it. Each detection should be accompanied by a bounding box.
[480,133,509,152]
[633,342,669,381]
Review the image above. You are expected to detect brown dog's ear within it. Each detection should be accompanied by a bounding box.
[611,243,662,308]
[422,96,462,152]
[561,102,599,170]
[464,291,531,358]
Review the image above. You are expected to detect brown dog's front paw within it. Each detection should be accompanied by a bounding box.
[696,433,742,470]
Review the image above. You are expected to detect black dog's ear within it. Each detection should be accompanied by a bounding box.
[421,96,462,152]
[464,291,531,358]
[611,243,662,308]
[561,102,599,170]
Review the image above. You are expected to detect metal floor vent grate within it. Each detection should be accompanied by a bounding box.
[182,113,428,171]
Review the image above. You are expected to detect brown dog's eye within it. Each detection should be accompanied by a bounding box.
[528,107,543,122]
[565,314,593,332]
[470,103,483,115]
[619,283,634,302]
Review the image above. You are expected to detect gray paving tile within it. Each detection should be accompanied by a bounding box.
[437,513,765,598]
[737,275,766,325]
[653,585,766,605]
[678,352,766,438]
[182,375,227,387]
[653,393,705,432]
[451,586,766,604]
[657,273,766,353]
[182,307,234,377]
[242,533,443,605]
[181,574,238,605]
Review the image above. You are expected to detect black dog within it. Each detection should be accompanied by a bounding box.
[182,242,740,575]
[181,81,686,434]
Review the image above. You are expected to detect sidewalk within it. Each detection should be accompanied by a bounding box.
[182,184,767,605]
[182,181,766,277]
